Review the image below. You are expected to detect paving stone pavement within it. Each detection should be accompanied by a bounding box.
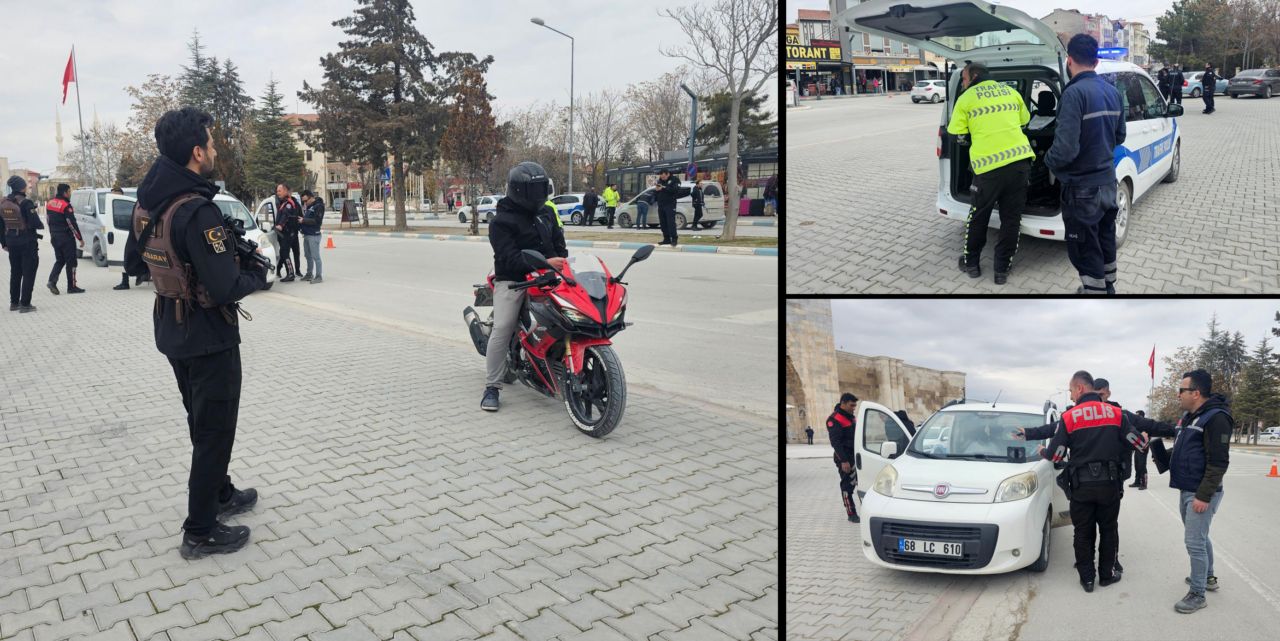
[0,267,777,641]
[787,91,1280,293]
[786,457,954,641]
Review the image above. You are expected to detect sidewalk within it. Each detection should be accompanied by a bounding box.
[324,229,779,256]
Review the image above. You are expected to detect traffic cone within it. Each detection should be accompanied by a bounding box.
[1268,459,1279,478]
[325,235,335,249]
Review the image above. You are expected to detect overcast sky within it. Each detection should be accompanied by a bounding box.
[831,299,1280,414]
[1,0,770,175]
[786,0,1171,41]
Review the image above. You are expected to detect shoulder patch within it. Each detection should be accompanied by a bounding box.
[827,420,834,428]
[204,226,228,253]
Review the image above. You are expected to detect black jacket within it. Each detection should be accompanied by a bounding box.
[301,198,325,236]
[583,192,599,212]
[45,197,82,242]
[0,193,43,248]
[1042,393,1143,474]
[1125,394,1231,501]
[124,156,266,360]
[488,196,568,282]
[654,175,681,207]
[826,405,857,464]
[275,196,302,234]
[1202,69,1219,88]
[1171,69,1185,91]
[691,186,704,208]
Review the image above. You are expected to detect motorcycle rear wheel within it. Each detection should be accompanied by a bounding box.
[564,345,626,437]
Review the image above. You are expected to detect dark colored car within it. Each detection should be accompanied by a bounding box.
[1228,68,1280,99]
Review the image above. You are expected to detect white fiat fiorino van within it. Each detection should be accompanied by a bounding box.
[855,399,1070,574]
[838,0,1183,248]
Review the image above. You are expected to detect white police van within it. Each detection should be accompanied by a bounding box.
[839,0,1183,248]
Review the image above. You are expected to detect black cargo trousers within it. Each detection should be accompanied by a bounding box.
[961,158,1030,274]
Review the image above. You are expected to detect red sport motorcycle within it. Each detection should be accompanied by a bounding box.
[463,246,654,437]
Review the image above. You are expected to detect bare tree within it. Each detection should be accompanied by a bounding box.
[441,66,502,235]
[66,121,127,187]
[625,71,688,163]
[660,0,778,240]
[574,89,626,189]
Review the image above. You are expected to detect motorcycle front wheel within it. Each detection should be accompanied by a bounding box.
[564,345,626,437]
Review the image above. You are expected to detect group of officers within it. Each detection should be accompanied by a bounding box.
[2,177,91,312]
[828,366,1233,613]
[949,32,1130,294]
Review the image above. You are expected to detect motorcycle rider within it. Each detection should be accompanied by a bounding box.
[482,161,568,412]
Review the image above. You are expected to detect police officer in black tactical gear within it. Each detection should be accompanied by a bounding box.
[654,168,682,247]
[45,183,85,295]
[2,175,44,312]
[1039,370,1146,592]
[124,107,270,560]
[826,393,860,523]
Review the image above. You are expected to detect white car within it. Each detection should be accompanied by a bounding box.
[1262,428,1280,441]
[911,79,947,103]
[840,0,1183,249]
[69,188,137,267]
[856,399,1068,574]
[615,181,725,230]
[456,194,503,224]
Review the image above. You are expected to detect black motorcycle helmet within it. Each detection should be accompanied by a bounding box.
[507,161,551,212]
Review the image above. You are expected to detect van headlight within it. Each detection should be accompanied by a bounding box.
[873,465,897,497]
[994,471,1038,502]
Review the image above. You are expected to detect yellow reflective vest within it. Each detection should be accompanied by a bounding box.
[544,200,563,228]
[946,80,1033,175]
[602,187,620,208]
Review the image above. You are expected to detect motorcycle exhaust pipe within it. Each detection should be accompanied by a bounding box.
[463,306,491,356]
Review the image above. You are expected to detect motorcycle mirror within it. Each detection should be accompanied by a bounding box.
[631,245,655,262]
[521,249,551,269]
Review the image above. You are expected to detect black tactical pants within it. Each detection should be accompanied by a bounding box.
[692,205,704,227]
[962,158,1029,274]
[658,202,678,243]
[835,457,858,518]
[1133,448,1149,487]
[1061,182,1119,293]
[49,236,78,288]
[168,346,242,536]
[7,240,38,306]
[1069,482,1122,582]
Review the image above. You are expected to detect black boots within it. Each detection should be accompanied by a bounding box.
[179,524,250,560]
[959,256,981,278]
[217,487,258,520]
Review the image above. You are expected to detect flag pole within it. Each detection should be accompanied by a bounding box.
[71,46,94,187]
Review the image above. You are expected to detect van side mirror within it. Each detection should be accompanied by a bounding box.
[1167,103,1184,117]
[880,441,898,459]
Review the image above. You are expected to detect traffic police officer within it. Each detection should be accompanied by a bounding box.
[947,61,1034,285]
[2,175,44,312]
[124,107,269,559]
[1040,370,1146,592]
[45,183,85,295]
[1045,34,1126,294]
[826,393,860,523]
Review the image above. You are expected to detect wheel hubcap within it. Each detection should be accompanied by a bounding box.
[1117,186,1129,236]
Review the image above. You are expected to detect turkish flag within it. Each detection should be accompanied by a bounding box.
[61,48,75,105]
[1149,345,1156,380]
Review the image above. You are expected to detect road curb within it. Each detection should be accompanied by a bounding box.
[326,229,777,256]
[373,213,777,227]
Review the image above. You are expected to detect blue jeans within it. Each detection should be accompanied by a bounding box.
[1179,488,1224,594]
[635,202,649,227]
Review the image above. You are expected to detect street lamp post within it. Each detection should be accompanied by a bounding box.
[531,17,574,192]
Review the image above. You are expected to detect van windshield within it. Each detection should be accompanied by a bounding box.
[908,411,1049,461]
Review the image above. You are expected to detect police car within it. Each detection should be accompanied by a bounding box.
[839,0,1183,248]
[855,399,1069,574]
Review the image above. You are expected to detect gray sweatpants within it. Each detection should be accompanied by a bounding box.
[303,234,322,276]
[484,281,525,389]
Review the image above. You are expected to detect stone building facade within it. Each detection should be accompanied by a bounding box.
[786,300,966,444]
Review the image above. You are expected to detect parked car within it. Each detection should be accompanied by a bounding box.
[615,181,725,229]
[331,197,345,212]
[856,399,1067,574]
[1228,68,1280,98]
[456,194,503,224]
[911,79,948,103]
[1262,427,1280,440]
[841,0,1183,250]
[69,188,137,268]
[1179,71,1228,98]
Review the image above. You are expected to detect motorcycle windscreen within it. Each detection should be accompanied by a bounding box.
[568,254,608,299]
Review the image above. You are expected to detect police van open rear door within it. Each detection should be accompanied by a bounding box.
[836,0,1066,71]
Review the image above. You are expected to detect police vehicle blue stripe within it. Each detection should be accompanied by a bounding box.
[1113,119,1178,174]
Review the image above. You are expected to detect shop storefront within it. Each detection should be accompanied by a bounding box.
[786,29,849,97]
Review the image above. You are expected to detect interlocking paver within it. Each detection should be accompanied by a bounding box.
[0,266,775,641]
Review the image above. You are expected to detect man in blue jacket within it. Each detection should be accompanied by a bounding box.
[1045,34,1126,295]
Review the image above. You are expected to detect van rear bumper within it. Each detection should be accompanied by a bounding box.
[935,192,1065,241]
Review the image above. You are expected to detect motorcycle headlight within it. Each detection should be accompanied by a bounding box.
[873,465,897,497]
[994,471,1038,503]
[562,308,591,324]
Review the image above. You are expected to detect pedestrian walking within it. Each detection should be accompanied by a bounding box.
[805,425,814,445]
[45,183,85,295]
[1201,63,1218,114]
[1124,369,1232,612]
[654,168,681,246]
[602,183,620,229]
[1045,33,1126,294]
[947,60,1033,285]
[299,190,325,283]
[122,107,268,559]
[582,186,599,226]
[690,183,705,229]
[2,175,43,312]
